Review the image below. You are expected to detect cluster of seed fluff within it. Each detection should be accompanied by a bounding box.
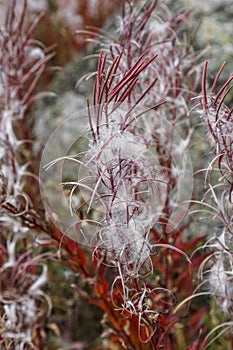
[76,105,166,277]
[208,229,233,318]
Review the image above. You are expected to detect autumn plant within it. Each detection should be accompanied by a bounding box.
[0,0,233,349]
[41,0,210,348]
[191,62,233,349]
[0,1,55,348]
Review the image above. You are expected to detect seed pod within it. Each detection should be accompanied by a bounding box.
[0,171,7,204]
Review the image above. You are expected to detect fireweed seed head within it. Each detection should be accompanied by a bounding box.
[78,126,165,228]
[40,102,193,252]
[96,221,151,277]
[199,63,233,169]
[208,238,233,318]
[199,92,233,156]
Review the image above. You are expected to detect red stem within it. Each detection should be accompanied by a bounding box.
[202,61,208,112]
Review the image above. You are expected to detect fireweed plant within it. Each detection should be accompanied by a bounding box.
[0,1,55,349]
[0,0,232,349]
[41,0,213,348]
[190,62,233,348]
